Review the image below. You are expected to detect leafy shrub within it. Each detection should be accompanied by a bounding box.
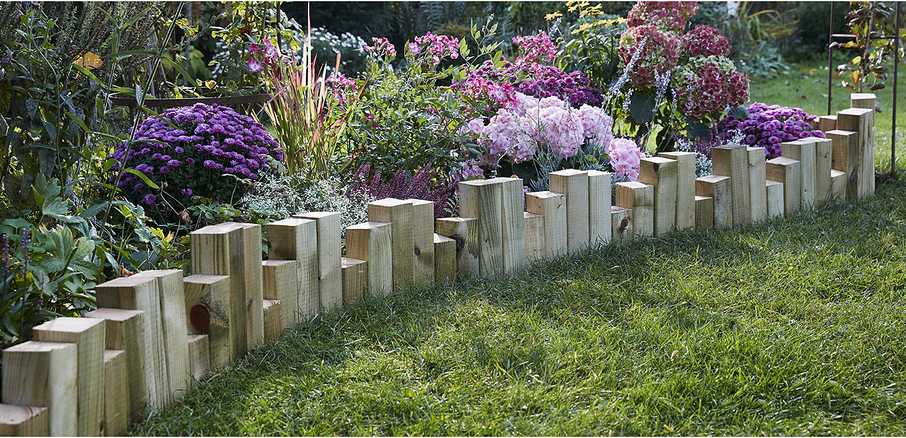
[112,104,283,214]
[718,103,825,158]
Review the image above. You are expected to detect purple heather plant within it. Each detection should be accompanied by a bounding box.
[348,164,457,218]
[112,103,283,208]
[718,102,824,158]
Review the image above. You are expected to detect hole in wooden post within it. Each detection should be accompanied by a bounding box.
[189,304,211,334]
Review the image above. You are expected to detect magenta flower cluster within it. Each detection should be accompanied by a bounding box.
[718,102,825,158]
[627,1,699,32]
[408,32,460,65]
[673,56,749,121]
[515,66,604,108]
[511,32,557,64]
[113,103,283,207]
[348,164,454,217]
[365,37,396,59]
[682,25,731,58]
[619,24,682,88]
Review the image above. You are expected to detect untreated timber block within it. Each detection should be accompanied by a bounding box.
[609,206,631,243]
[0,405,48,436]
[2,341,77,436]
[766,157,801,216]
[781,139,816,209]
[369,198,415,287]
[102,350,128,436]
[84,308,146,421]
[657,151,696,231]
[341,257,368,305]
[695,176,732,229]
[694,196,714,230]
[827,129,860,201]
[523,212,545,262]
[186,335,210,382]
[263,260,299,329]
[525,191,567,258]
[587,170,612,245]
[345,222,392,297]
[406,199,435,284]
[237,224,265,350]
[433,234,457,283]
[550,169,590,251]
[747,147,767,223]
[458,180,504,277]
[266,217,319,319]
[818,115,837,132]
[836,107,875,198]
[493,177,525,273]
[639,157,677,236]
[800,137,833,207]
[294,212,342,312]
[33,317,105,436]
[830,169,847,202]
[434,218,479,276]
[851,92,877,110]
[182,275,231,371]
[765,181,785,219]
[262,300,282,342]
[712,144,751,225]
[615,181,654,238]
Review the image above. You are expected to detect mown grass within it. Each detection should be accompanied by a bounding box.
[136,174,906,436]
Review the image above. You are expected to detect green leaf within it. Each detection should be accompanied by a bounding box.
[124,168,160,190]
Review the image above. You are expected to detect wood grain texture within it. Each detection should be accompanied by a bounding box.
[639,157,677,236]
[830,169,847,202]
[84,308,146,421]
[341,257,368,305]
[186,335,210,382]
[494,177,525,273]
[610,206,632,243]
[818,115,837,132]
[695,176,732,229]
[294,213,343,312]
[266,217,319,319]
[850,92,876,110]
[345,222,393,297]
[2,341,77,436]
[522,212,545,262]
[712,145,751,225]
[550,169,590,252]
[694,196,714,230]
[238,224,265,350]
[262,300,282,342]
[657,151,697,231]
[102,350,128,436]
[827,129,860,201]
[406,199,436,284]
[802,137,833,207]
[0,405,48,437]
[765,181,785,219]
[587,170,612,245]
[747,147,768,223]
[32,317,106,436]
[766,157,801,216]
[458,181,504,278]
[525,191,567,258]
[262,260,299,329]
[368,198,415,288]
[615,181,654,238]
[836,108,875,198]
[781,139,816,209]
[434,218,479,277]
[181,275,232,371]
[432,234,457,283]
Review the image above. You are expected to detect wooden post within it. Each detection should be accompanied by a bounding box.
[766,157,801,216]
[639,157,678,236]
[610,206,632,243]
[615,181,654,238]
[266,218,319,319]
[550,169,590,251]
[434,218,479,276]
[657,151,696,231]
[587,170,612,245]
[851,92,877,110]
[345,222,393,297]
[496,177,526,273]
[433,234,457,283]
[262,300,281,342]
[181,275,231,371]
[765,181,785,219]
[0,405,48,436]
[340,257,368,305]
[830,170,847,201]
[190,222,249,359]
[368,198,415,287]
[712,144,751,226]
[237,224,264,350]
[262,260,299,329]
[84,308,146,421]
[818,115,837,132]
[186,335,210,382]
[32,317,105,436]
[294,212,342,312]
[406,199,435,284]
[800,137,833,207]
[525,191,567,258]
[458,180,504,277]
[132,269,190,403]
[523,212,545,262]
[102,350,128,436]
[747,147,768,223]
[836,108,875,198]
[781,139,816,209]
[2,341,77,436]
[694,196,714,229]
[848,95,877,195]
[695,176,732,229]
[827,129,860,201]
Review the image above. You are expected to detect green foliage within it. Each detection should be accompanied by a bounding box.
[692,2,790,78]
[835,1,902,92]
[551,2,627,90]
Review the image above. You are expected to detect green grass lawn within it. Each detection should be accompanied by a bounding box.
[137,176,906,435]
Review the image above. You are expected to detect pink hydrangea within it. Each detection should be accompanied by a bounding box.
[619,24,681,88]
[539,105,584,160]
[607,138,644,181]
[408,32,460,65]
[484,108,537,163]
[627,1,699,32]
[578,105,614,148]
[673,55,749,121]
[682,25,731,57]
[512,32,557,64]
